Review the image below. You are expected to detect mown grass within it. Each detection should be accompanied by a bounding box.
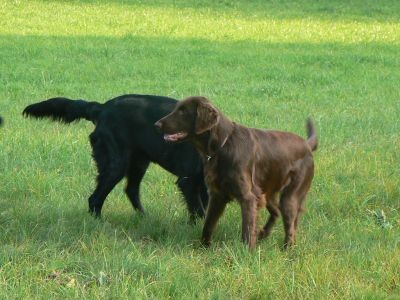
[0,0,399,298]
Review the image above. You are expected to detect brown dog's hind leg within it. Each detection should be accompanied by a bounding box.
[293,165,314,236]
[201,194,228,247]
[280,190,298,249]
[280,167,313,249]
[279,172,307,249]
[258,193,280,240]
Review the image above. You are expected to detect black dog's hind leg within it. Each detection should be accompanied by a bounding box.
[88,131,128,217]
[125,155,150,214]
[177,177,206,223]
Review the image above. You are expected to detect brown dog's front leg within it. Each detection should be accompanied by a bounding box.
[201,194,227,247]
[240,196,258,249]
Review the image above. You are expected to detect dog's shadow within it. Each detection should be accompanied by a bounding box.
[104,208,204,246]
[0,197,205,251]
[0,195,281,252]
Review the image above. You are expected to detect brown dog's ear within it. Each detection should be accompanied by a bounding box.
[195,100,219,134]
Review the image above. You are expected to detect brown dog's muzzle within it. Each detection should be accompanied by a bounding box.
[154,117,188,143]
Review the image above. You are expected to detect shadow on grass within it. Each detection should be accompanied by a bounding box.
[1,34,398,137]
[0,191,198,248]
[0,33,399,251]
[0,186,282,253]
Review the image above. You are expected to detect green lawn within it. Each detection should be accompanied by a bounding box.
[0,0,399,298]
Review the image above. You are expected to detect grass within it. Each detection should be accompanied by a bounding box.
[0,0,399,298]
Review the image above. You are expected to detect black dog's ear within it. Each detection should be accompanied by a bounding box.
[195,99,219,134]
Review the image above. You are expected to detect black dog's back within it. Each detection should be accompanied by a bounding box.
[100,95,202,175]
[24,94,207,221]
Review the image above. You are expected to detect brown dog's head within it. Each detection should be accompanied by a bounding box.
[155,96,220,142]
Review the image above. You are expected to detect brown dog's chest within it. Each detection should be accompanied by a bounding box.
[203,159,224,191]
[203,157,249,197]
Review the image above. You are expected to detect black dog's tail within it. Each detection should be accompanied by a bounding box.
[23,97,102,123]
[0,116,3,126]
[306,118,318,152]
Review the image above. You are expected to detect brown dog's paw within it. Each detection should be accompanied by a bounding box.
[201,239,211,248]
[257,229,267,240]
[282,240,297,250]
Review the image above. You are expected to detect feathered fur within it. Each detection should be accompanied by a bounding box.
[23,94,208,221]
[23,97,101,123]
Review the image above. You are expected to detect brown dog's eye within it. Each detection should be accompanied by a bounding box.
[178,107,186,115]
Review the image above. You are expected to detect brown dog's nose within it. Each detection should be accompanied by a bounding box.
[154,120,162,130]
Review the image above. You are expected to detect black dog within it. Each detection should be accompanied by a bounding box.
[23,94,208,221]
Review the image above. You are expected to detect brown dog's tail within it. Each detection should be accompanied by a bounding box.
[306,118,318,152]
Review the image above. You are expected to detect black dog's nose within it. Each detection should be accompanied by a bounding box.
[154,120,162,130]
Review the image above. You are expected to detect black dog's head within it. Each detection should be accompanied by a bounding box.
[155,96,220,143]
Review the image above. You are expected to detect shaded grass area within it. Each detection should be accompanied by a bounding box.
[0,0,399,298]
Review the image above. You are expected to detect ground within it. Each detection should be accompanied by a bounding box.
[0,0,399,298]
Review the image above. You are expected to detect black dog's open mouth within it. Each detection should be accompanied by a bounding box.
[163,132,188,142]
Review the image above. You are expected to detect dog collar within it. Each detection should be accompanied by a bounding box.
[206,134,230,162]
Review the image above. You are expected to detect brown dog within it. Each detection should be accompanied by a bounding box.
[155,96,318,249]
